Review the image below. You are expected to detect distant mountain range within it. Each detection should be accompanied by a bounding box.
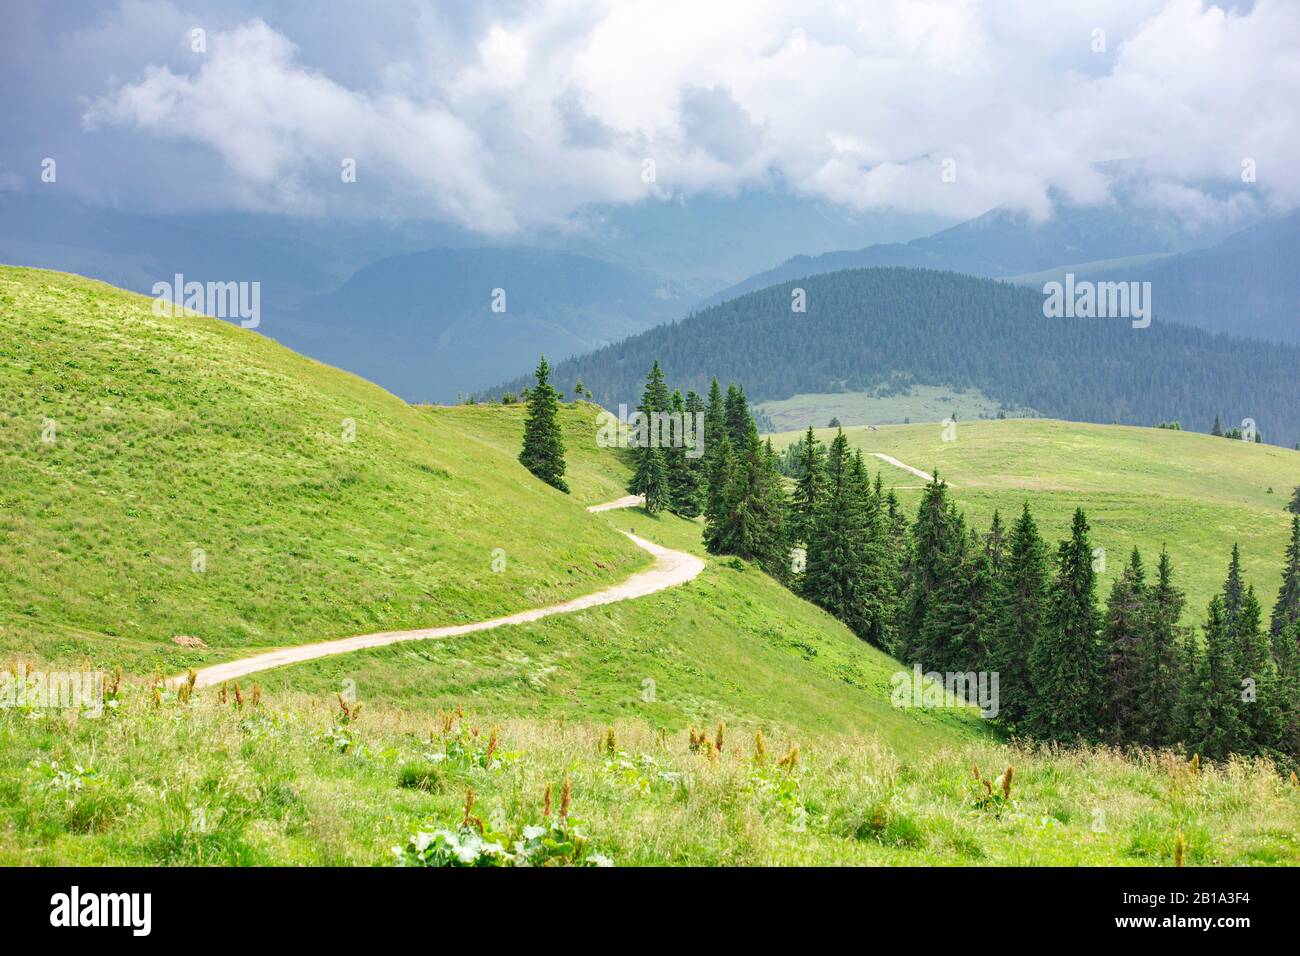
[485,266,1300,449]
[271,247,687,402]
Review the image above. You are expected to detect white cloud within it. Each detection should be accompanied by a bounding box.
[79,0,1300,232]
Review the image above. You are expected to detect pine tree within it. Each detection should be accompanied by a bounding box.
[1272,622,1300,764]
[627,361,671,513]
[723,384,755,449]
[915,513,986,673]
[987,502,1050,732]
[1211,414,1224,437]
[667,390,705,517]
[1136,547,1187,748]
[1185,595,1248,760]
[703,378,726,467]
[1236,584,1280,755]
[711,430,787,576]
[1288,485,1300,516]
[518,355,568,493]
[788,426,825,546]
[803,430,868,632]
[1026,508,1104,742]
[703,436,736,555]
[1270,516,1300,648]
[853,450,895,649]
[1100,549,1147,745]
[985,509,1007,577]
[898,475,960,663]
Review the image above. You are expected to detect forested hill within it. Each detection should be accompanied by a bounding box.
[483,267,1300,448]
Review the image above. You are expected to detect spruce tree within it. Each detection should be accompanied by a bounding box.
[703,436,736,555]
[1026,508,1104,742]
[703,378,726,467]
[1236,585,1280,755]
[667,390,705,518]
[1272,622,1300,764]
[1185,595,1248,760]
[1288,485,1300,516]
[803,430,868,633]
[723,384,754,448]
[1100,549,1147,745]
[898,475,959,663]
[1270,516,1300,648]
[627,361,671,512]
[518,355,568,493]
[853,450,894,649]
[788,426,825,547]
[712,430,787,576]
[1136,547,1187,748]
[988,503,1049,732]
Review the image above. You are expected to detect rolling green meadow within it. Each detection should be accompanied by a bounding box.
[2,267,1298,866]
[757,384,1034,432]
[772,418,1300,626]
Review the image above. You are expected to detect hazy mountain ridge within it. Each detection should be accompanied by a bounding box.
[486,266,1300,448]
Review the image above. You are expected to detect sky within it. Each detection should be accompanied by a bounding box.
[1,0,1294,235]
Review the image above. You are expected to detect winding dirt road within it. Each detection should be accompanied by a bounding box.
[170,495,702,690]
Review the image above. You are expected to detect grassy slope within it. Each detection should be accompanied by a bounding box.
[773,418,1299,624]
[0,266,647,675]
[3,268,1296,866]
[757,384,1034,433]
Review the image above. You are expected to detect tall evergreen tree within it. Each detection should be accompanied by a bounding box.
[1236,584,1280,755]
[518,355,568,493]
[1136,547,1187,748]
[1270,516,1300,648]
[703,436,736,555]
[1026,508,1104,742]
[1185,595,1248,760]
[898,475,961,664]
[1273,622,1300,764]
[1100,549,1147,745]
[627,361,671,512]
[788,426,825,546]
[723,384,755,448]
[802,430,869,633]
[667,390,705,517]
[703,377,726,467]
[988,503,1049,732]
[710,430,787,577]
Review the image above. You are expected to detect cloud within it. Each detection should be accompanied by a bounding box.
[66,0,1300,232]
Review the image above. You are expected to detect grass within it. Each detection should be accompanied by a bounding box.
[757,383,1034,433]
[772,418,1300,624]
[3,266,1297,866]
[2,689,1295,865]
[253,506,988,749]
[0,266,645,675]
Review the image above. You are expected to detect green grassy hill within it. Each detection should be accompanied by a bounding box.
[772,418,1300,623]
[0,265,984,746]
[2,267,1296,867]
[0,266,653,675]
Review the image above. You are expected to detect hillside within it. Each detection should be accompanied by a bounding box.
[0,265,983,746]
[0,266,650,676]
[3,267,1297,868]
[770,418,1300,625]
[487,267,1300,448]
